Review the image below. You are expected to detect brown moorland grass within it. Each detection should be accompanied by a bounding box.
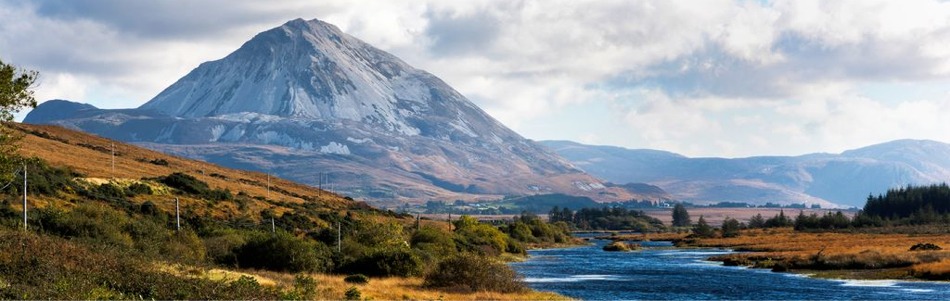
[158,263,569,300]
[5,124,570,299]
[10,124,357,221]
[597,232,690,242]
[685,228,950,280]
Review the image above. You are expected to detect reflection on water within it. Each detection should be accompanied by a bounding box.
[510,240,950,300]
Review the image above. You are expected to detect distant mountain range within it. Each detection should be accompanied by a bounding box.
[541,140,950,208]
[25,18,666,205]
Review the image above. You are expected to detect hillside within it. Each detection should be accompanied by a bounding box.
[541,140,950,208]
[11,123,354,219]
[0,123,569,299]
[24,18,651,205]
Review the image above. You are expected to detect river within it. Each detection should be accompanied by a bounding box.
[509,240,949,300]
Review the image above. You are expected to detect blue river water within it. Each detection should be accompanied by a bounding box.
[509,240,950,300]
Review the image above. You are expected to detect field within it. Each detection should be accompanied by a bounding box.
[684,227,950,280]
[642,208,857,226]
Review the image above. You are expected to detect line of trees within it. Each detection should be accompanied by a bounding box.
[549,206,664,231]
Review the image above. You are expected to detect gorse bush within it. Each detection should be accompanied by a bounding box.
[234,231,333,273]
[0,230,280,300]
[0,157,79,197]
[343,274,369,284]
[423,253,526,293]
[410,225,457,260]
[341,247,423,277]
[35,204,134,248]
[156,172,232,201]
[453,216,508,255]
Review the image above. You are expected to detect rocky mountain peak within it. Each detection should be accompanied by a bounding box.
[25,18,640,203]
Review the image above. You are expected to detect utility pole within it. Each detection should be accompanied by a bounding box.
[271,217,275,233]
[22,163,27,231]
[111,143,115,180]
[175,197,180,231]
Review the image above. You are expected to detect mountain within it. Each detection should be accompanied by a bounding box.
[25,18,664,205]
[540,140,950,208]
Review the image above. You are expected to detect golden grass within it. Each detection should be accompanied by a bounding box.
[12,124,357,221]
[601,232,690,242]
[687,228,950,280]
[15,124,349,207]
[158,263,569,300]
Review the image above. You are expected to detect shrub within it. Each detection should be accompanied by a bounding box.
[283,274,318,300]
[35,204,133,248]
[204,231,248,265]
[127,182,152,195]
[344,287,361,300]
[344,274,369,284]
[234,232,332,273]
[910,243,942,251]
[453,216,508,255]
[161,230,207,263]
[0,230,281,299]
[410,226,457,259]
[721,217,741,238]
[423,253,526,293]
[691,215,715,238]
[342,247,423,277]
[603,241,640,252]
[158,172,210,195]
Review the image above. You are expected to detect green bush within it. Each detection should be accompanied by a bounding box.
[410,226,457,259]
[35,204,133,248]
[234,232,332,273]
[127,183,152,195]
[423,253,526,293]
[283,274,319,300]
[344,286,361,300]
[453,216,508,255]
[155,172,233,201]
[343,274,369,284]
[0,230,281,299]
[204,231,248,265]
[342,247,423,277]
[158,172,209,195]
[1,158,80,197]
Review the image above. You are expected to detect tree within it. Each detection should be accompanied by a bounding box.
[672,204,691,227]
[0,59,38,182]
[692,215,714,238]
[721,217,741,238]
[747,213,765,228]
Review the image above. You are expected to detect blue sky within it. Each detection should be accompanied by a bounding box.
[3,0,950,157]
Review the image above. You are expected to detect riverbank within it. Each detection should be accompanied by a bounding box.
[156,263,570,300]
[676,228,950,281]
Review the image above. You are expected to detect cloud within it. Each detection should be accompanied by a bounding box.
[3,0,950,157]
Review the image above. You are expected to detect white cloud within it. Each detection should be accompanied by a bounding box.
[3,0,950,157]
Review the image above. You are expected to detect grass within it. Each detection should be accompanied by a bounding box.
[684,228,950,281]
[2,124,573,300]
[158,263,569,300]
[12,123,352,216]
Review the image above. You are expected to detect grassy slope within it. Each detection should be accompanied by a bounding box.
[4,123,563,300]
[14,123,351,217]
